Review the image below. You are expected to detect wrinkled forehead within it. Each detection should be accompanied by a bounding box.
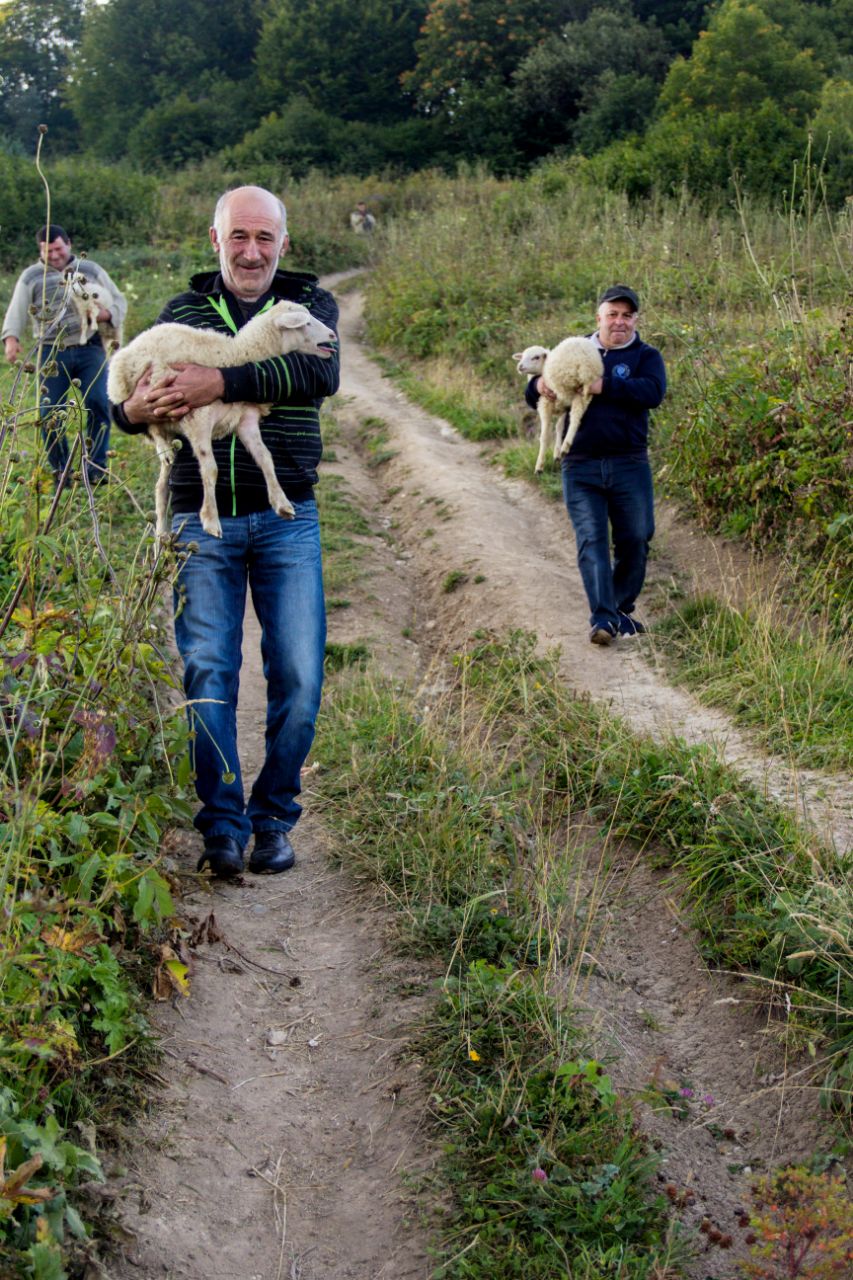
[218,190,286,239]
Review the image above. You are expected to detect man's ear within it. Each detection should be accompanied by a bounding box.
[209,226,220,254]
[280,234,290,258]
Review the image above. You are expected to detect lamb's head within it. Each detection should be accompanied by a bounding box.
[268,301,336,359]
[513,345,549,377]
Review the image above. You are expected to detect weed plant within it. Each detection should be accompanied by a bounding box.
[0,371,191,1274]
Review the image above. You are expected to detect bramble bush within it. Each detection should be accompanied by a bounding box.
[663,321,852,625]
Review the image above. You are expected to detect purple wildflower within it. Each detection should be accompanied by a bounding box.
[532,1167,548,1183]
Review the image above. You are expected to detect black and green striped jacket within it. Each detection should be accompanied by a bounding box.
[115,267,339,516]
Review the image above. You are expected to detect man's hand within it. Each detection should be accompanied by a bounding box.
[536,376,557,401]
[122,364,161,426]
[96,307,112,323]
[4,336,21,364]
[145,363,225,416]
[589,377,603,395]
[125,363,226,423]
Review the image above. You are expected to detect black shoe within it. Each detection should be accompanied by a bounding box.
[197,835,244,877]
[618,611,646,637]
[249,830,296,874]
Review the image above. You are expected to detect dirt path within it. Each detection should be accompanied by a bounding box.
[113,444,432,1278]
[113,279,848,1280]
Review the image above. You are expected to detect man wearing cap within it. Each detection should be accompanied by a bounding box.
[2,224,127,487]
[525,284,667,645]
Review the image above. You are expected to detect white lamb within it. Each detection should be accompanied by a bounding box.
[107,301,336,539]
[514,338,603,472]
[69,275,123,353]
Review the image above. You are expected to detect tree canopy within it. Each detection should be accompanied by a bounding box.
[68,0,259,160]
[256,0,426,124]
[0,0,849,206]
[0,0,83,149]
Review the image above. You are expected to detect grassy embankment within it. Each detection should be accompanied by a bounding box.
[312,417,851,1278]
[363,167,852,774]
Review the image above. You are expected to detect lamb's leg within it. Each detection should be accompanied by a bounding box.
[149,427,176,540]
[235,406,296,520]
[186,410,223,538]
[534,399,553,473]
[552,409,568,460]
[560,391,593,458]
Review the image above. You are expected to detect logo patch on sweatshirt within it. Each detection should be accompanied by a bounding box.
[613,363,630,378]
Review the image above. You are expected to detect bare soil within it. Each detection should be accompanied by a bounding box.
[110,281,850,1280]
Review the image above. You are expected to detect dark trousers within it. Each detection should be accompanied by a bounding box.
[39,339,111,475]
[562,455,655,631]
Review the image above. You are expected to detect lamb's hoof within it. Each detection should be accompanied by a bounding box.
[201,519,223,539]
[275,503,296,520]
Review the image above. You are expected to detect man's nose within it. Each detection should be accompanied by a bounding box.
[243,238,262,260]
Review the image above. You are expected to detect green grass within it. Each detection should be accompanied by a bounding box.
[654,596,853,772]
[374,355,517,442]
[312,628,850,1275]
[313,669,678,1279]
[496,442,564,503]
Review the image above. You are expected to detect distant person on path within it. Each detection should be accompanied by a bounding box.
[349,200,376,234]
[526,285,667,646]
[112,185,339,878]
[2,224,127,486]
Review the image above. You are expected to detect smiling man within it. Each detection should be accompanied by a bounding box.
[526,284,667,645]
[113,185,339,877]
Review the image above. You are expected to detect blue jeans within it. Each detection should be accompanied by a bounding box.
[562,456,655,631]
[171,502,326,848]
[39,339,112,474]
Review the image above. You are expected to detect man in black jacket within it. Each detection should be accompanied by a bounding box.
[526,285,666,646]
[113,185,339,876]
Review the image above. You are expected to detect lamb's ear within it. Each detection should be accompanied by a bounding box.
[512,352,523,361]
[276,308,309,330]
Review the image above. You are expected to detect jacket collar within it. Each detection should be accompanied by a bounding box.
[188,267,319,301]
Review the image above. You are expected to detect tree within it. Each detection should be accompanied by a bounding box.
[69,0,259,159]
[256,0,426,124]
[512,0,670,154]
[632,1,711,55]
[0,0,83,150]
[809,76,853,205]
[589,0,828,199]
[658,0,823,122]
[403,0,574,113]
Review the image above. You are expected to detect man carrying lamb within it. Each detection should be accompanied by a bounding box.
[2,224,127,487]
[112,185,339,878]
[525,285,667,646]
